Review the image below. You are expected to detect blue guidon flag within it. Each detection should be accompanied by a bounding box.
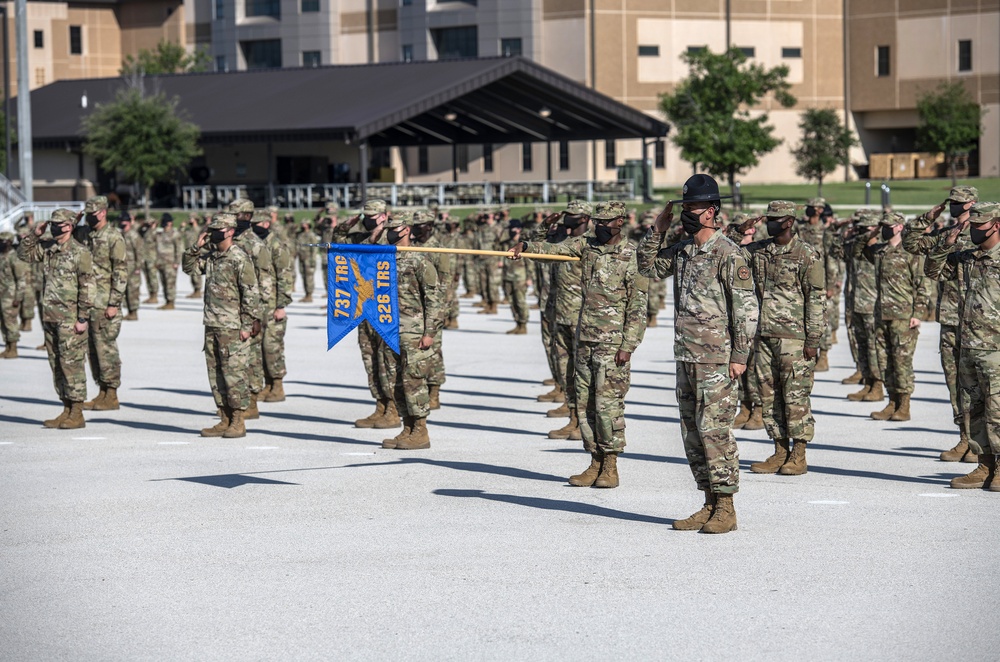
[326,244,400,353]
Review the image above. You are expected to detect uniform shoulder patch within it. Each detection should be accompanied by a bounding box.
[737,266,751,281]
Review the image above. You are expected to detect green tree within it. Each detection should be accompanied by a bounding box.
[659,47,796,192]
[82,83,202,216]
[791,108,857,195]
[916,82,984,186]
[120,40,211,76]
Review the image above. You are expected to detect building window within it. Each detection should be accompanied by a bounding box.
[302,0,320,12]
[402,0,412,5]
[418,146,429,174]
[34,30,43,49]
[241,39,282,69]
[958,40,972,72]
[69,26,82,55]
[457,145,469,173]
[605,140,616,170]
[687,46,706,55]
[781,47,802,58]
[876,45,890,77]
[303,50,321,67]
[246,0,280,19]
[655,140,665,168]
[483,144,493,172]
[215,0,224,19]
[432,26,478,59]
[402,44,413,62]
[739,46,755,58]
[501,38,522,57]
[559,141,570,171]
[34,68,45,86]
[215,55,227,72]
[638,45,659,57]
[521,143,532,172]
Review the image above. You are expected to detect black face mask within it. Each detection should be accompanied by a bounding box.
[594,223,620,244]
[805,206,817,218]
[252,225,269,239]
[386,228,404,244]
[950,202,968,218]
[681,210,710,235]
[209,230,228,244]
[86,214,101,227]
[881,226,896,241]
[562,214,584,229]
[235,220,252,235]
[362,216,379,231]
[970,223,994,246]
[0,241,11,251]
[160,220,171,229]
[766,220,787,237]
[412,225,433,243]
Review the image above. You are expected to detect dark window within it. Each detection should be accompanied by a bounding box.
[638,45,659,57]
[215,0,224,19]
[687,46,706,55]
[215,55,227,72]
[457,145,469,173]
[246,0,280,19]
[34,30,43,49]
[655,140,665,168]
[402,44,413,62]
[559,141,570,171]
[781,47,801,58]
[483,144,493,173]
[302,0,320,12]
[69,26,82,55]
[241,39,282,69]
[501,38,522,57]
[739,46,755,58]
[522,143,532,172]
[605,140,616,170]
[418,146,429,174]
[303,50,321,67]
[958,40,972,72]
[432,26,478,59]
[876,45,890,77]
[402,0,412,5]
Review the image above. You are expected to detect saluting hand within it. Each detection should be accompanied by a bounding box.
[653,202,674,233]
[928,200,946,221]
[945,220,968,246]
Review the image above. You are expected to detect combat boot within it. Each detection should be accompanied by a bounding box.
[593,453,619,488]
[673,491,716,531]
[647,314,658,328]
[445,318,459,330]
[733,402,752,429]
[889,394,911,421]
[223,410,247,438]
[43,400,71,428]
[124,311,138,321]
[428,384,441,410]
[58,402,85,430]
[778,440,808,475]
[300,294,313,303]
[870,393,897,420]
[548,412,579,440]
[542,378,556,386]
[750,439,790,474]
[245,393,260,420]
[259,379,273,400]
[486,303,498,314]
[1,344,18,359]
[20,318,32,332]
[505,323,527,335]
[568,453,602,487]
[382,416,413,449]
[940,435,970,462]
[83,387,107,410]
[144,294,158,304]
[862,380,885,402]
[569,425,582,441]
[264,378,285,402]
[814,350,829,372]
[372,400,401,429]
[460,291,476,299]
[355,400,386,428]
[950,455,996,489]
[158,301,175,310]
[743,407,765,431]
[35,342,45,350]
[547,402,570,418]
[201,408,232,437]
[537,386,564,403]
[397,417,430,450]
[841,370,863,385]
[962,444,979,463]
[186,290,202,299]
[701,494,737,534]
[94,387,119,411]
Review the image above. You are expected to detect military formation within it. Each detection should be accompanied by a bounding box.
[3,178,999,533]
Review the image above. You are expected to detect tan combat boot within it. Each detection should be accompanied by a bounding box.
[847,380,872,401]
[59,402,86,430]
[733,402,752,429]
[505,323,527,335]
[300,294,313,303]
[940,435,970,462]
[43,401,71,428]
[382,416,413,448]
[223,409,247,438]
[201,408,232,437]
[355,400,387,428]
[870,393,897,420]
[488,303,499,314]
[568,453,602,487]
[186,290,202,299]
[569,425,582,441]
[542,378,556,386]
[35,342,46,350]
[124,311,138,321]
[862,380,885,402]
[428,385,441,410]
[548,412,579,440]
[672,491,716,531]
[593,453,619,488]
[144,294,158,304]
[647,314,658,328]
[750,439,790,474]
[245,393,260,420]
[778,440,808,475]
[889,394,911,421]
[372,400,401,429]
[94,387,119,411]
[264,378,285,402]
[814,350,829,372]
[841,370,863,385]
[537,385,564,403]
[743,406,765,430]
[83,387,107,410]
[547,402,570,418]
[1,344,17,359]
[397,417,430,450]
[950,455,996,489]
[701,494,737,534]
[20,318,31,332]
[259,379,273,400]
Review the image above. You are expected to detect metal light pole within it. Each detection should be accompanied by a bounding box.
[1,5,11,177]
[15,0,32,200]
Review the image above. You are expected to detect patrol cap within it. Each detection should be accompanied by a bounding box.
[50,208,77,224]
[251,209,270,224]
[0,231,15,241]
[948,186,978,203]
[284,212,295,221]
[84,195,108,213]
[206,212,237,230]
[880,211,906,226]
[854,209,880,228]
[267,205,279,214]
[669,174,732,204]
[592,200,628,221]
[968,201,1000,224]
[764,200,797,218]
[387,210,411,228]
[564,200,593,217]
[120,211,133,222]
[807,197,826,209]
[228,199,254,214]
[412,209,435,225]
[161,212,173,223]
[508,218,523,230]
[363,199,387,217]
[730,213,751,227]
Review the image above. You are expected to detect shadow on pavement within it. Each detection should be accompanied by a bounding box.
[151,465,344,488]
[135,386,213,398]
[341,457,566,482]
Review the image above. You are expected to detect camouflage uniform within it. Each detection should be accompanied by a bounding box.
[0,232,28,352]
[230,201,275,405]
[14,219,37,330]
[548,204,590,420]
[437,219,462,327]
[501,221,530,329]
[121,222,144,316]
[295,221,320,300]
[797,199,833,358]
[319,213,337,295]
[412,210,455,393]
[725,216,763,420]
[473,215,504,311]
[845,211,883,391]
[153,219,184,304]
[184,216,204,296]
[140,221,159,301]
[263,224,294,389]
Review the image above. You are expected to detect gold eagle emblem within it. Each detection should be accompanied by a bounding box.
[350,258,375,319]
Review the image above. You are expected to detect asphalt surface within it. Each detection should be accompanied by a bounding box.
[1,277,996,661]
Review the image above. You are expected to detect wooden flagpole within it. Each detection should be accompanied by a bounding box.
[309,244,580,262]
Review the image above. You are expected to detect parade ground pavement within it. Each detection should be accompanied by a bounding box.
[2,280,997,661]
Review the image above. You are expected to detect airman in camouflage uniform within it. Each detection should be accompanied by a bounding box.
[437,214,462,329]
[153,213,184,309]
[256,210,294,403]
[842,210,884,403]
[501,219,530,334]
[119,214,143,321]
[742,201,826,475]
[537,214,566,397]
[903,186,978,462]
[295,215,320,302]
[411,208,455,409]
[725,214,765,431]
[18,208,95,429]
[517,200,648,490]
[925,201,1000,490]
[637,174,759,534]
[0,231,28,358]
[861,211,931,422]
[473,210,504,315]
[77,196,128,411]
[797,198,833,371]
[634,211,668,328]
[184,213,204,299]
[139,217,159,304]
[318,203,339,298]
[15,215,37,332]
[381,214,444,450]
[182,212,261,439]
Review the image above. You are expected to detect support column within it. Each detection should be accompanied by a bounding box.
[359,140,369,206]
[15,0,32,200]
